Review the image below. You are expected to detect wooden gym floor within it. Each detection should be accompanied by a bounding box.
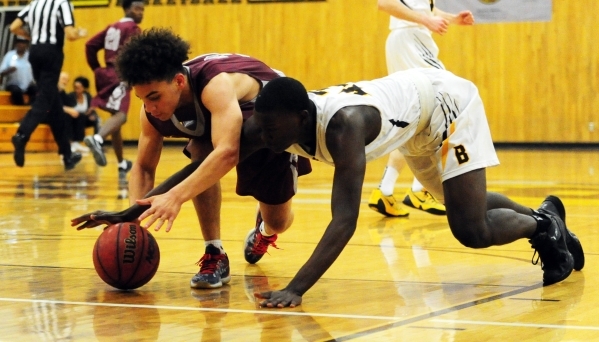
[0,145,597,341]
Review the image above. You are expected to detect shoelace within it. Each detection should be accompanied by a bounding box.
[529,234,557,269]
[252,233,280,255]
[531,249,541,266]
[196,253,226,274]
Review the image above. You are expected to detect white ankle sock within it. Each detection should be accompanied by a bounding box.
[258,221,274,237]
[379,166,399,196]
[411,178,424,192]
[118,160,128,169]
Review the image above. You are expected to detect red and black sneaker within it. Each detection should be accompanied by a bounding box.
[190,244,231,289]
[243,211,279,264]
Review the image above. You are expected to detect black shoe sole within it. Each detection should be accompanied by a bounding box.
[402,195,446,216]
[539,196,584,271]
[12,135,25,167]
[368,200,409,218]
[64,153,82,171]
[537,217,574,286]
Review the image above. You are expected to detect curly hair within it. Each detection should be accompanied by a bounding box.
[73,76,90,89]
[122,0,142,10]
[255,77,309,113]
[116,27,190,86]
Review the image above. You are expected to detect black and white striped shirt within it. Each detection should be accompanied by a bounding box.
[17,0,75,48]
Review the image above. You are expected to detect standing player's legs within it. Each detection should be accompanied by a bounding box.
[12,45,80,170]
[85,82,132,173]
[369,28,446,217]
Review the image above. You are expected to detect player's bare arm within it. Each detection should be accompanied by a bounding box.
[130,106,164,203]
[71,107,163,229]
[433,8,474,26]
[259,107,374,308]
[137,72,246,232]
[377,0,449,34]
[9,18,30,40]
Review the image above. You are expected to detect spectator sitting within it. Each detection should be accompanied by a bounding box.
[63,76,99,153]
[0,36,37,105]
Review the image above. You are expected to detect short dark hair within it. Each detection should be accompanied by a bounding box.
[74,76,89,89]
[122,0,142,10]
[116,27,189,86]
[255,77,309,113]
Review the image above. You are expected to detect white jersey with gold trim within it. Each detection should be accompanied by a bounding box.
[286,70,425,166]
[286,68,500,200]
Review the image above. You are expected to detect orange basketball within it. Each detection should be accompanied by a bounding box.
[92,222,160,290]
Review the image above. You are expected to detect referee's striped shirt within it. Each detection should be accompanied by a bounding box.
[17,0,75,49]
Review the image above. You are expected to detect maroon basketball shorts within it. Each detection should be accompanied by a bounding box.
[236,149,311,205]
[91,67,131,115]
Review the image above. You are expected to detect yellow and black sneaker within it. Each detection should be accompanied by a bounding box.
[368,189,409,217]
[402,189,446,216]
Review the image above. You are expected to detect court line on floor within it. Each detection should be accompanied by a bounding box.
[431,319,599,331]
[0,297,401,321]
[328,283,543,341]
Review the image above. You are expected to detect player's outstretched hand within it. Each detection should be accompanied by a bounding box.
[136,192,183,233]
[256,290,302,308]
[71,210,139,230]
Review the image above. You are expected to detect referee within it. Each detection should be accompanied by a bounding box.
[10,0,87,170]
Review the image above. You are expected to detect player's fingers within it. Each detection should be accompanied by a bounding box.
[136,198,152,207]
[70,215,89,225]
[138,209,153,222]
[165,220,173,233]
[154,218,165,232]
[256,291,271,299]
[143,215,159,230]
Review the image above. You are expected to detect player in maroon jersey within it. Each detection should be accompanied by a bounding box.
[83,0,144,175]
[71,28,311,289]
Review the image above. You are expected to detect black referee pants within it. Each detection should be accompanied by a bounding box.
[17,44,72,159]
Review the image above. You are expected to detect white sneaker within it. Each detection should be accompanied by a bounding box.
[71,142,90,153]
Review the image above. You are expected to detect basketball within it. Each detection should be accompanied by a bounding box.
[93,222,160,290]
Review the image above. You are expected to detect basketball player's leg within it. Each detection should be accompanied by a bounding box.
[260,199,294,235]
[86,82,129,167]
[439,167,573,286]
[240,151,307,264]
[186,138,230,289]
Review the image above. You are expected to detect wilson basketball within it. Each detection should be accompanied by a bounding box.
[93,222,160,290]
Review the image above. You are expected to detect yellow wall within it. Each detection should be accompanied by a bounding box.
[63,0,598,143]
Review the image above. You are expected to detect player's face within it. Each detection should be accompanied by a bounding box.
[134,76,184,121]
[254,109,300,153]
[127,2,144,24]
[73,81,85,95]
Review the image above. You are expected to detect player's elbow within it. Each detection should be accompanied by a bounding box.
[220,146,240,169]
[333,216,358,241]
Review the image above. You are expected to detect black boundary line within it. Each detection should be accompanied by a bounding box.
[325,283,543,342]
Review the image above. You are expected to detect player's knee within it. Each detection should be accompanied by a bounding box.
[265,217,290,234]
[449,221,492,249]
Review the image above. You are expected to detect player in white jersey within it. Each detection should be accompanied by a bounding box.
[371,0,474,217]
[249,70,583,308]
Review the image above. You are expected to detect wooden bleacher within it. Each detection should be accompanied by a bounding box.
[0,91,58,153]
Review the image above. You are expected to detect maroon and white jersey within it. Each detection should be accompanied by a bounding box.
[147,53,284,139]
[85,18,141,70]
